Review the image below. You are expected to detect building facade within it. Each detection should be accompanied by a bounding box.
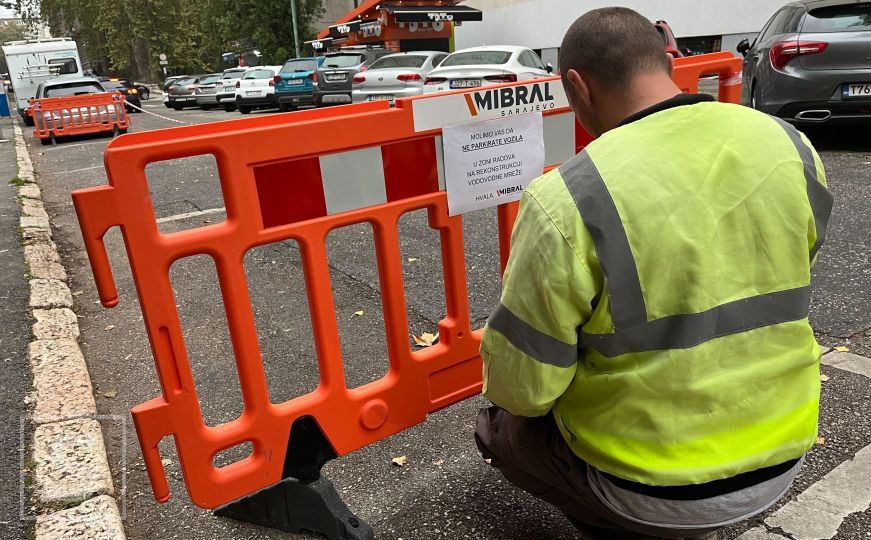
[456,0,786,67]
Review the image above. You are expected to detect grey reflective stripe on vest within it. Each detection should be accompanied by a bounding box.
[559,152,648,330]
[560,149,816,359]
[582,286,810,358]
[770,117,834,261]
[488,303,578,368]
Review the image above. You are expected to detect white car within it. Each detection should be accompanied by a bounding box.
[351,51,448,103]
[233,66,282,114]
[423,45,553,94]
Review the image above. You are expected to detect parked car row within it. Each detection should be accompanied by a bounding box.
[160,45,554,116]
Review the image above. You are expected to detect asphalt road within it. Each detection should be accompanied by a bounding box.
[0,118,31,540]
[22,97,871,539]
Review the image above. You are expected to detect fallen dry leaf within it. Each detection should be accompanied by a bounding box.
[103,390,118,398]
[834,346,850,352]
[161,458,173,467]
[352,310,364,318]
[105,325,115,331]
[433,458,445,466]
[485,458,492,465]
[413,332,439,347]
[72,290,83,297]
[408,257,419,263]
[816,436,826,445]
[391,455,408,467]
[820,374,830,382]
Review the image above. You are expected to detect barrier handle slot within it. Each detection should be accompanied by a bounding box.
[71,186,122,307]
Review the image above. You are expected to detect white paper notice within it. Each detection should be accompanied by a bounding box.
[442,113,545,216]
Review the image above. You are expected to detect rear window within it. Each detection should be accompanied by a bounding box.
[803,4,871,32]
[322,54,365,68]
[655,26,668,45]
[199,75,221,84]
[174,78,196,86]
[440,51,513,67]
[100,81,130,91]
[221,71,245,79]
[243,69,274,79]
[368,55,427,69]
[48,58,78,75]
[44,82,103,97]
[281,59,318,73]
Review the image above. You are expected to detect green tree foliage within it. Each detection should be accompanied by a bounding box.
[0,20,29,72]
[1,0,325,81]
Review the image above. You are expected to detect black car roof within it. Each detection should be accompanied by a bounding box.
[800,0,870,9]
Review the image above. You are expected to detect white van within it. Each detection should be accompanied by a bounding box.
[1,37,83,124]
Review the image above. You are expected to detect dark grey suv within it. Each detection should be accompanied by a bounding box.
[314,48,393,106]
[738,0,871,124]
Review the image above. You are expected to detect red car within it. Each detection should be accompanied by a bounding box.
[655,20,685,58]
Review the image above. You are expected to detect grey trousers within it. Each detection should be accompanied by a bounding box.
[474,406,720,539]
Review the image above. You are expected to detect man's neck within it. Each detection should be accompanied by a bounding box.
[598,75,683,133]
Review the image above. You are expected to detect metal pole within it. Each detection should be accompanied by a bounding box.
[290,0,301,58]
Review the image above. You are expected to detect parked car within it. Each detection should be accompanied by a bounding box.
[162,75,189,108]
[423,46,552,94]
[216,67,248,112]
[166,75,207,110]
[738,0,871,124]
[193,73,223,110]
[29,77,125,143]
[234,66,282,114]
[275,56,324,111]
[100,79,141,112]
[133,82,151,100]
[351,51,448,104]
[314,47,393,106]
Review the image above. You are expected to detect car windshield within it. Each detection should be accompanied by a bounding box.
[440,51,513,67]
[322,54,365,68]
[243,69,274,79]
[368,55,427,69]
[803,4,871,32]
[44,81,104,97]
[199,75,221,85]
[221,71,245,80]
[281,59,318,73]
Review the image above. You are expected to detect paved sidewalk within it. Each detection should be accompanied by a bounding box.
[0,117,30,540]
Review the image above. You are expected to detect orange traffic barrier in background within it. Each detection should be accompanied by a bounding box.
[31,91,129,145]
[72,52,742,539]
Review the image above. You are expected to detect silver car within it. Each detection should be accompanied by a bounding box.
[194,73,223,110]
[351,51,448,103]
[738,0,871,124]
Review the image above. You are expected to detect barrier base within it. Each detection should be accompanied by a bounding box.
[215,475,373,540]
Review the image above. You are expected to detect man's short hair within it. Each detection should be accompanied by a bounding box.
[559,7,670,89]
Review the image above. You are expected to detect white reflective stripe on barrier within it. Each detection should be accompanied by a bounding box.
[320,147,387,215]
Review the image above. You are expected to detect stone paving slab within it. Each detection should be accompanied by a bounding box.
[32,418,114,510]
[29,339,97,424]
[35,495,126,540]
[24,242,68,281]
[30,279,74,309]
[32,308,80,341]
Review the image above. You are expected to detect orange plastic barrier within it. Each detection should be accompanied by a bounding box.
[72,52,741,537]
[31,91,129,144]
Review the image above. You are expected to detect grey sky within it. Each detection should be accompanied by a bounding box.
[0,7,18,18]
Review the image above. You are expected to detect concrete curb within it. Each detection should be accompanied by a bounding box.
[11,122,126,539]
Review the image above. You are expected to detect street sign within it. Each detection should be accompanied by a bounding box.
[159,53,167,61]
[159,60,169,65]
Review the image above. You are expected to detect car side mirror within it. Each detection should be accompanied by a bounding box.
[736,39,750,57]
[546,63,554,73]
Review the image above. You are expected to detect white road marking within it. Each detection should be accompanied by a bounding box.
[42,164,104,175]
[156,207,225,224]
[42,139,110,151]
[822,351,871,378]
[764,443,871,539]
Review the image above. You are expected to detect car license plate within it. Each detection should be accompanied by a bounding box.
[326,74,346,82]
[844,83,871,97]
[451,79,481,89]
[287,79,304,86]
[245,91,260,96]
[369,94,394,102]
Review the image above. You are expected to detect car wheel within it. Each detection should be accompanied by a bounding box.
[163,102,172,109]
[171,103,182,110]
[238,105,252,114]
[222,103,236,112]
[279,102,290,112]
[23,115,34,127]
[39,137,52,146]
[141,88,150,100]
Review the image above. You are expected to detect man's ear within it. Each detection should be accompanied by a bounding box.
[566,69,592,108]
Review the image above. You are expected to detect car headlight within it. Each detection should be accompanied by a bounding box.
[129,88,138,94]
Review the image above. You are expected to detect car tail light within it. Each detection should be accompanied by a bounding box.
[484,74,518,83]
[425,76,447,85]
[187,85,195,91]
[770,40,828,71]
[273,75,282,84]
[310,71,318,83]
[352,75,365,84]
[235,80,241,88]
[360,66,368,72]
[269,79,275,86]
[397,73,422,82]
